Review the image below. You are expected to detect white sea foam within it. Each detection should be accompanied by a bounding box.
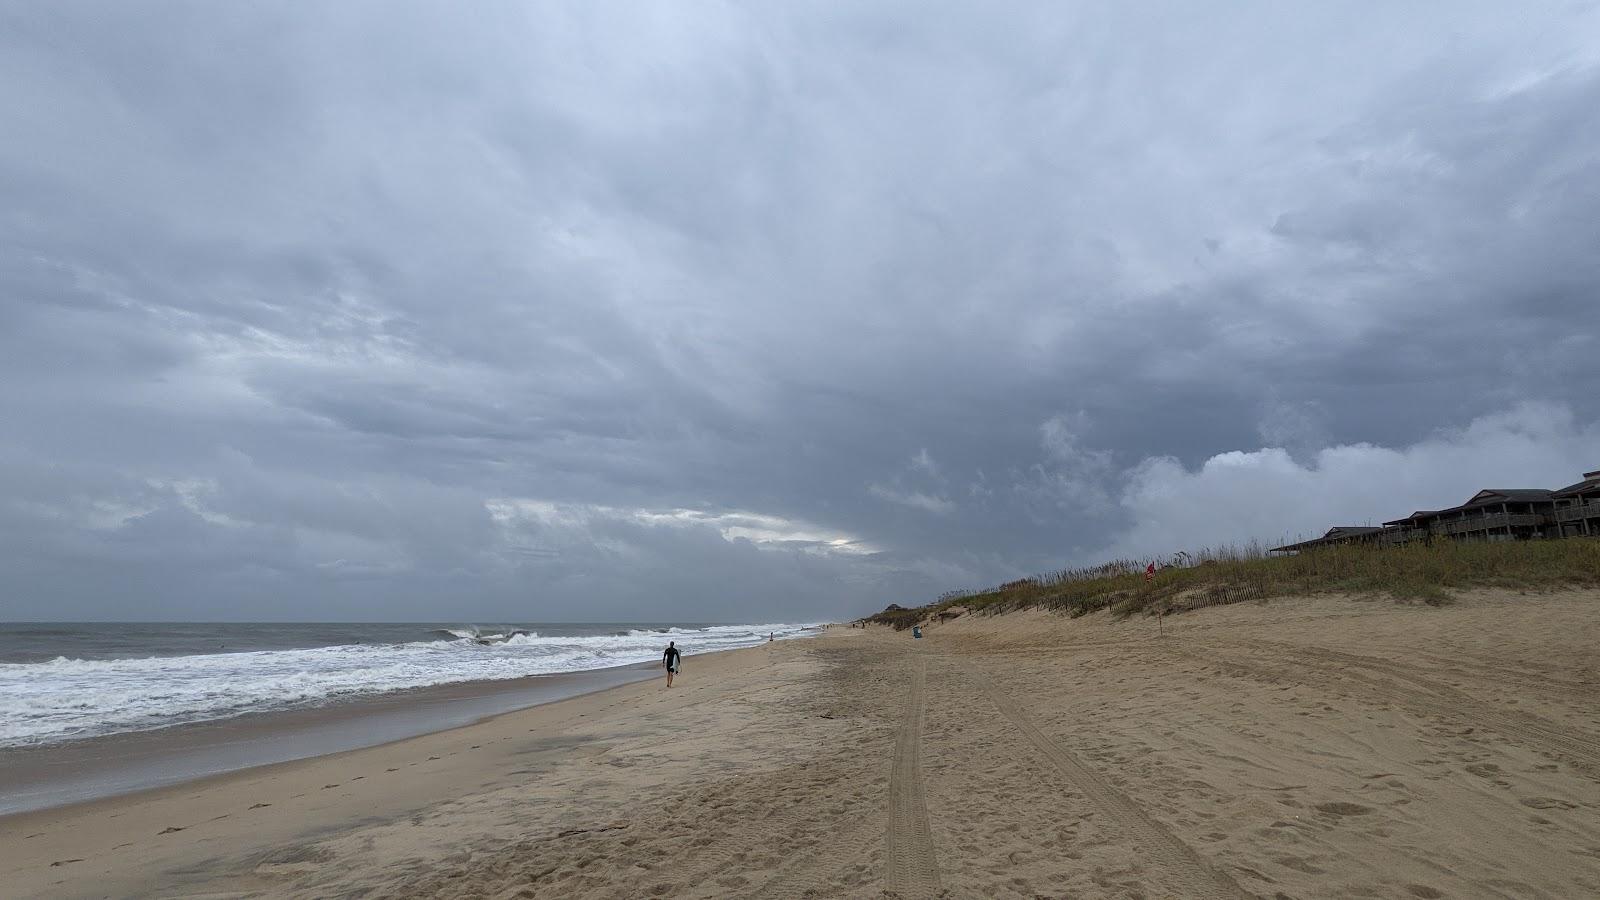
[0,622,820,747]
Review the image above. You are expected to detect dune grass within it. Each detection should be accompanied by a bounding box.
[865,538,1600,629]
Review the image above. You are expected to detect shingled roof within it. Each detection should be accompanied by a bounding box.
[1553,470,1600,497]
[1462,489,1554,505]
[1270,526,1381,553]
[1382,510,1440,527]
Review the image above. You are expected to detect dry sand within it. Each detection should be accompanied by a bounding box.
[5,590,1600,898]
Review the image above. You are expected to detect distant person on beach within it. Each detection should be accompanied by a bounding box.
[663,640,681,687]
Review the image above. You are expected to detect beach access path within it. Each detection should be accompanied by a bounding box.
[5,591,1600,898]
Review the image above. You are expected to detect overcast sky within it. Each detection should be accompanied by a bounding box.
[3,2,1598,622]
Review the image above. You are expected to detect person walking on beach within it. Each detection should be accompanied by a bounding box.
[663,640,681,687]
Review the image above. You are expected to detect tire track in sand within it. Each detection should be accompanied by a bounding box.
[972,672,1254,900]
[1183,641,1600,780]
[885,655,941,898]
[1261,642,1600,779]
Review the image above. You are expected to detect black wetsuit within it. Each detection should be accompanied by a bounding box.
[664,646,681,671]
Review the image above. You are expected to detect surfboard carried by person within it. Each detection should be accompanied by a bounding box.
[663,640,681,687]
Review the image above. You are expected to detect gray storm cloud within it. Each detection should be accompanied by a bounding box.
[2,2,1597,619]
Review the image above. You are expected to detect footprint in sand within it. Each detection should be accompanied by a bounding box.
[1520,797,1578,810]
[158,826,186,835]
[1314,802,1373,817]
[1273,851,1324,871]
[49,859,84,867]
[249,803,271,809]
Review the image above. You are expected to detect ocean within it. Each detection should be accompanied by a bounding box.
[0,621,820,749]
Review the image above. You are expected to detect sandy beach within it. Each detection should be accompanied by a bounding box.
[5,591,1600,898]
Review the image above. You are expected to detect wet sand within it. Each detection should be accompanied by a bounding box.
[5,593,1600,898]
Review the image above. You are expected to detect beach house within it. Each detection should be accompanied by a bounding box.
[1275,469,1598,554]
[1269,526,1383,555]
[1552,470,1600,537]
[1417,489,1556,542]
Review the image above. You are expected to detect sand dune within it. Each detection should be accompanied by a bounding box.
[5,590,1600,898]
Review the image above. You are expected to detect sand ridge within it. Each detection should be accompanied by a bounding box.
[4,591,1600,897]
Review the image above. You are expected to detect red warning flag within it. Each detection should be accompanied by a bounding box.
[1145,561,1156,581]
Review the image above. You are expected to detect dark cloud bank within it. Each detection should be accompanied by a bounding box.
[2,3,1598,621]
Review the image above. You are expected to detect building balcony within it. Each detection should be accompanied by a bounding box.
[1428,513,1541,535]
[1554,502,1600,523]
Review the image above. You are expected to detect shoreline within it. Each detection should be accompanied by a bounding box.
[7,595,1598,898]
[1,657,659,817]
[1,636,800,899]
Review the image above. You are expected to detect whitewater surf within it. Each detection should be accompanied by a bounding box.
[0,622,822,747]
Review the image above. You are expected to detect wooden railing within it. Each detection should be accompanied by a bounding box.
[1429,513,1540,535]
[1555,502,1600,523]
